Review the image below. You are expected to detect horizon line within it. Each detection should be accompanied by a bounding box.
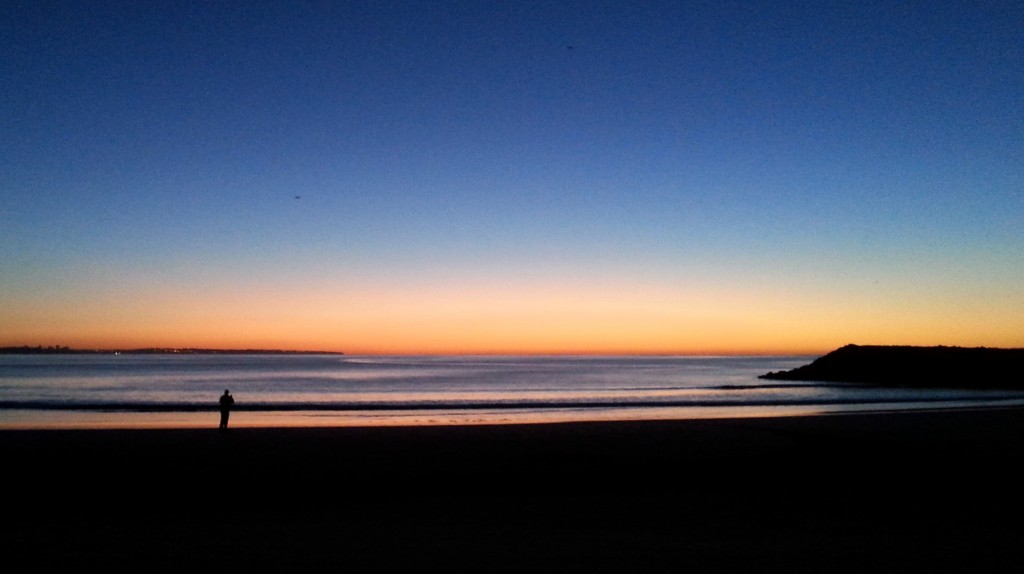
[0,343,831,357]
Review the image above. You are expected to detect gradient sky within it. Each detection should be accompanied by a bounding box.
[2,1,1022,354]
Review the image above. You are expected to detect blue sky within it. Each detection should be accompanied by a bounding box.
[2,1,1022,353]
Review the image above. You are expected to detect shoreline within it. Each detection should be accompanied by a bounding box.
[5,404,1022,452]
[3,398,1022,430]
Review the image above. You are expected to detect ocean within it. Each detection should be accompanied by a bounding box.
[2,354,1023,429]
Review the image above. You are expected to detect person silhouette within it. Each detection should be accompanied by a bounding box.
[219,389,235,430]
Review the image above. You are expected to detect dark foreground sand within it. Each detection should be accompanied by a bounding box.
[3,408,1023,572]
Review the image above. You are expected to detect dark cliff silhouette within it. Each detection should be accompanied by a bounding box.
[761,344,1024,389]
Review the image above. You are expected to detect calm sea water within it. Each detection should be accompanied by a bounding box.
[2,354,1023,429]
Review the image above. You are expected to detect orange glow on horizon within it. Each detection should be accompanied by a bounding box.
[3,272,1022,356]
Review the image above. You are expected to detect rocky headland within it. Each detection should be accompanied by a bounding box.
[761,344,1024,389]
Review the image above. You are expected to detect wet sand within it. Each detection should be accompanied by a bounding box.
[3,408,1023,572]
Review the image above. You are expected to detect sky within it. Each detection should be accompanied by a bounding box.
[2,0,1023,355]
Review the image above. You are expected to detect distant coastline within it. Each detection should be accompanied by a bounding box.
[0,345,344,356]
[761,344,1024,389]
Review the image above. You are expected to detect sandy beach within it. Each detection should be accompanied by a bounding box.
[4,408,1023,572]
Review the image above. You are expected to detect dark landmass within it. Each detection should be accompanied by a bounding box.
[761,344,1024,388]
[3,409,1024,572]
[0,345,343,355]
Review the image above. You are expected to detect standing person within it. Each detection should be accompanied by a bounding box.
[219,389,234,430]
